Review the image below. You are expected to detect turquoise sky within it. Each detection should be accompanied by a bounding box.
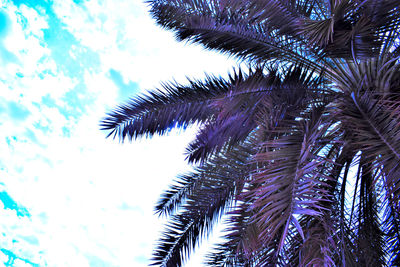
[0,0,235,266]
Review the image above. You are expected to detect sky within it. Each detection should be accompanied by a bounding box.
[0,0,236,266]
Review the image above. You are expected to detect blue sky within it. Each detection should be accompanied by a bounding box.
[0,0,235,266]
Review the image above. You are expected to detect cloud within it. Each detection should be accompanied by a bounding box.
[0,10,11,38]
[0,190,29,217]
[7,101,30,121]
[0,8,18,64]
[108,68,139,101]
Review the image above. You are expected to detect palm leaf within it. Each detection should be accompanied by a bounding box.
[101,68,255,140]
[147,0,325,71]
[242,107,335,263]
[152,139,253,266]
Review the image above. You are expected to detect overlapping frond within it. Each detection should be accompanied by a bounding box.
[302,0,400,59]
[337,91,400,205]
[204,205,269,266]
[355,161,385,266]
[245,107,335,263]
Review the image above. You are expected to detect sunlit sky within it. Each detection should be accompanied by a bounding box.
[0,0,236,266]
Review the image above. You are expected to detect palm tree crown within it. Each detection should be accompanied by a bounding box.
[101,1,400,266]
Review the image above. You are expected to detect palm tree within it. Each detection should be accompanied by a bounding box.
[101,1,400,266]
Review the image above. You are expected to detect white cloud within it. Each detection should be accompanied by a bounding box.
[52,0,238,89]
[1,3,50,71]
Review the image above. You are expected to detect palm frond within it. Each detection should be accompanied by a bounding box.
[101,69,254,140]
[383,190,400,265]
[354,159,385,266]
[152,139,253,266]
[342,92,400,197]
[147,0,325,71]
[186,64,328,163]
[243,107,335,263]
[185,114,256,163]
